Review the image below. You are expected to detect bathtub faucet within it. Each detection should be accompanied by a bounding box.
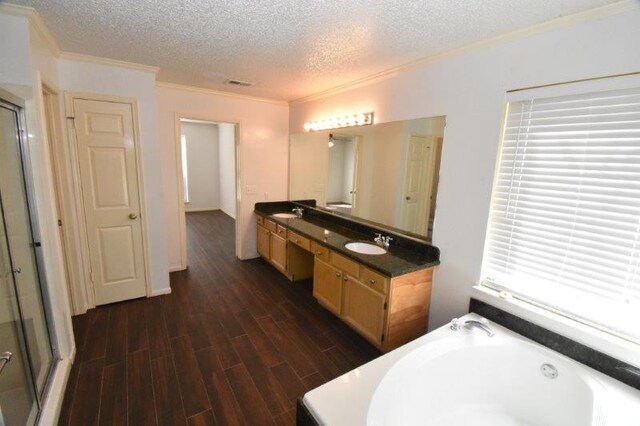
[450,318,495,337]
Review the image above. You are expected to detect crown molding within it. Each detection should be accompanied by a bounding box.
[59,52,160,74]
[290,0,640,105]
[156,81,288,106]
[0,3,61,57]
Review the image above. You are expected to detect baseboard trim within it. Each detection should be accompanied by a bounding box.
[185,207,219,213]
[151,287,172,296]
[220,208,236,219]
[39,359,72,425]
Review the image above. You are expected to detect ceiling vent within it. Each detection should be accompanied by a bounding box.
[226,79,254,87]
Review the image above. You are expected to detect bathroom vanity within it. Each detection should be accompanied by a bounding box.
[255,201,440,352]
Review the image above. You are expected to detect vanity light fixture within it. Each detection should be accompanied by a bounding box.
[304,112,374,132]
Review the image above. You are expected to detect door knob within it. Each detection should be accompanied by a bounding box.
[405,196,411,200]
[129,213,138,220]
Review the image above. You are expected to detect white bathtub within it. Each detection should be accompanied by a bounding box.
[302,313,640,426]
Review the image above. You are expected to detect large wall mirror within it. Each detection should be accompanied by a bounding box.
[289,116,445,241]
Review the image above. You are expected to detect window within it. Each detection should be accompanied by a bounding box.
[181,134,189,203]
[481,77,640,344]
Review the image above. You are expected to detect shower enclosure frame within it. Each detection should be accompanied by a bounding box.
[0,86,59,424]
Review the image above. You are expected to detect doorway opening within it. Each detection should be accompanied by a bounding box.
[176,118,239,269]
[326,133,359,216]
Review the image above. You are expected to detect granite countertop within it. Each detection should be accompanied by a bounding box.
[255,203,439,277]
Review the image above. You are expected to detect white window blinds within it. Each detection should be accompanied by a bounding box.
[481,83,640,343]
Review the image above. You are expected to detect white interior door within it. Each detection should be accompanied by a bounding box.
[401,135,437,235]
[73,99,147,305]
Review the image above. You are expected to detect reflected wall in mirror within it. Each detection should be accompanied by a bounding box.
[289,116,445,241]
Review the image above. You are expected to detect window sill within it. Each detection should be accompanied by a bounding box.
[472,285,640,369]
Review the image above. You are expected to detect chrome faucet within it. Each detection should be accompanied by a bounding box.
[374,233,393,249]
[450,318,495,337]
[292,207,304,218]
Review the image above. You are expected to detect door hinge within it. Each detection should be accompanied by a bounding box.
[58,219,62,227]
[89,269,94,283]
[383,302,387,310]
[381,333,385,342]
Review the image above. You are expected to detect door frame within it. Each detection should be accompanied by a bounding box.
[173,112,242,270]
[40,80,83,315]
[64,92,152,307]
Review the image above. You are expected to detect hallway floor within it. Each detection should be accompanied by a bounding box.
[58,210,379,425]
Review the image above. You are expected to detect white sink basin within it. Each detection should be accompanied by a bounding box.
[271,213,298,219]
[344,241,387,255]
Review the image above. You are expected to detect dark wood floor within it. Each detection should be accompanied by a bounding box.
[58,210,380,425]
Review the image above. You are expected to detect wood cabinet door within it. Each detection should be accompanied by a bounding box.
[257,224,270,259]
[270,233,287,273]
[342,276,386,345]
[313,258,343,315]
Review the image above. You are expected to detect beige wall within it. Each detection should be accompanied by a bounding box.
[156,85,289,270]
[182,121,220,211]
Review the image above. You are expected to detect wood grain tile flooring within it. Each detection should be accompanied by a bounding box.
[58,211,380,425]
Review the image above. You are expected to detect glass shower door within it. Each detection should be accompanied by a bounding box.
[0,92,54,425]
[0,202,38,425]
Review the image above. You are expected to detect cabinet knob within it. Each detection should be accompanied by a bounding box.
[335,272,341,277]
[369,279,376,284]
[343,276,348,281]
[316,251,322,255]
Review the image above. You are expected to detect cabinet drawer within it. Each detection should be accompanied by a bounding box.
[360,267,390,294]
[288,230,310,251]
[256,215,264,226]
[264,219,277,232]
[330,251,360,278]
[275,224,288,238]
[311,241,329,260]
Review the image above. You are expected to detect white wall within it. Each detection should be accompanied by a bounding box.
[218,123,236,218]
[327,140,346,202]
[157,85,289,269]
[182,121,220,211]
[58,59,171,296]
[342,140,355,203]
[289,8,640,331]
[289,131,329,206]
[0,13,31,86]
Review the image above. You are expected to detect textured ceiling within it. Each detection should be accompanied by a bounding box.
[12,0,621,100]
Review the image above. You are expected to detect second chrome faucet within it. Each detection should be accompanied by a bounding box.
[450,318,495,337]
[374,233,393,249]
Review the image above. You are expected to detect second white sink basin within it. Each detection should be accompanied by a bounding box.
[272,213,298,219]
[344,241,387,255]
